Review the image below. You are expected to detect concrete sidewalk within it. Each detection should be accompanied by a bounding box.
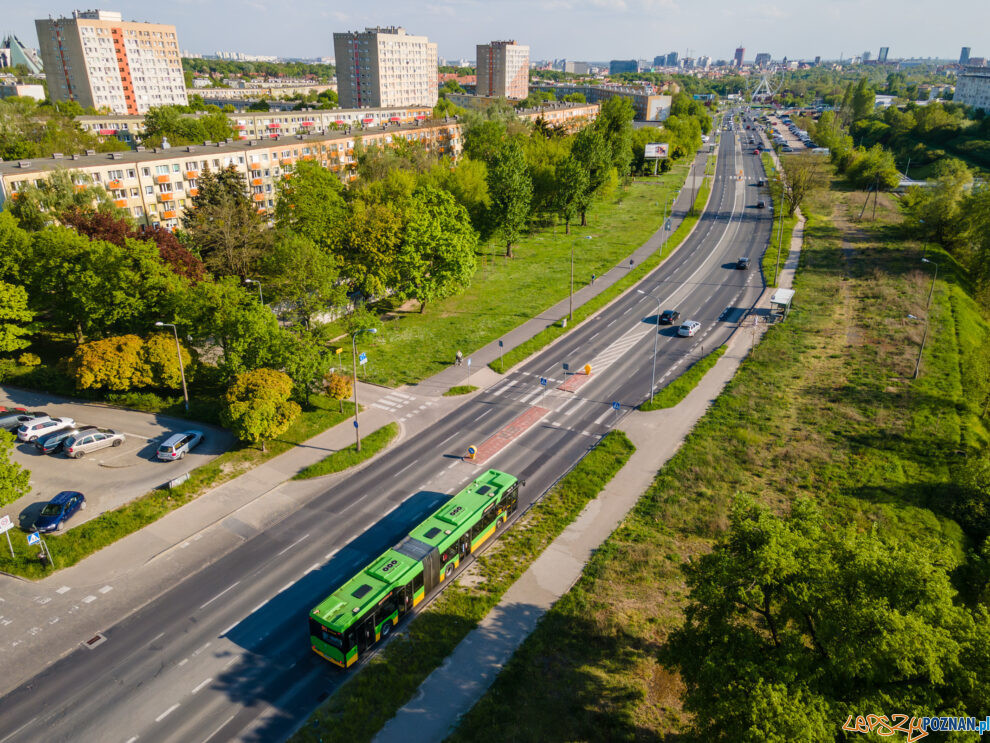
[373,316,767,743]
[413,150,713,397]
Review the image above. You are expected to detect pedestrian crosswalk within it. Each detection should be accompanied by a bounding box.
[590,323,652,371]
[370,391,417,413]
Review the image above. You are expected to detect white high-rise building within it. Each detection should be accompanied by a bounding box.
[333,26,437,108]
[956,66,990,112]
[35,9,186,114]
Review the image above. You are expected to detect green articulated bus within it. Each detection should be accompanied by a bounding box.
[309,469,520,668]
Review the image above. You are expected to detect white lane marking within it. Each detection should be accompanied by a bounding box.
[201,714,236,743]
[446,461,458,470]
[305,563,320,575]
[394,460,415,476]
[82,595,96,604]
[199,581,240,610]
[99,585,112,594]
[178,658,188,667]
[191,677,212,695]
[219,621,238,637]
[473,409,493,422]
[593,410,612,426]
[193,641,211,656]
[56,586,70,594]
[324,548,339,561]
[251,601,266,614]
[125,737,138,743]
[0,717,37,743]
[223,657,238,669]
[155,704,179,722]
[517,388,541,405]
[276,533,310,557]
[278,581,294,594]
[438,432,459,447]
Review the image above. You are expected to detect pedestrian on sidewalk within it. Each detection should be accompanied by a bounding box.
[455,350,463,367]
[629,258,634,268]
[591,273,596,285]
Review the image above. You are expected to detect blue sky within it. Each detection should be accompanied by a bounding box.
[11,0,987,62]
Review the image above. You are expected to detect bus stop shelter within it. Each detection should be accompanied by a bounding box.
[769,288,795,322]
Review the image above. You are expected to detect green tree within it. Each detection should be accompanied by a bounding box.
[0,212,30,283]
[426,156,491,236]
[772,157,822,218]
[140,332,193,390]
[260,231,345,327]
[486,139,532,257]
[0,431,30,508]
[846,144,900,190]
[398,186,478,310]
[274,159,347,249]
[902,158,973,248]
[182,166,269,277]
[0,281,33,355]
[6,169,121,231]
[339,200,406,298]
[67,334,145,391]
[851,78,876,122]
[221,368,301,451]
[571,125,612,226]
[595,96,636,175]
[553,156,589,233]
[664,498,989,742]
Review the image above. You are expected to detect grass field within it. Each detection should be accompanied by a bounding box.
[0,396,356,579]
[292,422,398,480]
[447,161,990,741]
[761,152,798,287]
[292,431,636,743]
[327,160,693,387]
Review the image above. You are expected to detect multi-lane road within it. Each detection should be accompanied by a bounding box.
[0,114,773,743]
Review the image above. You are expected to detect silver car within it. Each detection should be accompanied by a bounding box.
[64,428,125,459]
[17,416,76,443]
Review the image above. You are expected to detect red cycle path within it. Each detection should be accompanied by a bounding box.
[558,372,592,392]
[469,406,550,465]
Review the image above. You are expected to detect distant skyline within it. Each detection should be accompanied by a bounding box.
[10,1,987,63]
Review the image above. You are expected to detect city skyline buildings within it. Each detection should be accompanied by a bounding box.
[6,1,987,65]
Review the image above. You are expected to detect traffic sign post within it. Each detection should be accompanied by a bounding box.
[498,340,504,372]
[358,351,368,366]
[27,531,40,546]
[540,376,548,403]
[466,445,478,461]
[0,515,13,558]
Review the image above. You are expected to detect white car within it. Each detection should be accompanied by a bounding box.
[678,320,702,337]
[156,430,205,461]
[17,416,76,443]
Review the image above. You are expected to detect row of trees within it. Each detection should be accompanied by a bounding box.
[0,97,129,160]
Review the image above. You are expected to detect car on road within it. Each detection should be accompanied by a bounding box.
[756,200,766,209]
[17,416,76,443]
[157,430,205,461]
[678,320,701,337]
[0,411,47,431]
[753,148,760,155]
[64,428,125,459]
[658,309,681,325]
[736,256,751,269]
[30,491,86,533]
[35,426,97,455]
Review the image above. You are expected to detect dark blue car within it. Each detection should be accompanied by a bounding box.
[32,491,86,533]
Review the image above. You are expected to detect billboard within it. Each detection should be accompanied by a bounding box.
[644,143,670,159]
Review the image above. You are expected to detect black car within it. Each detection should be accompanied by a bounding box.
[659,309,680,325]
[756,200,767,209]
[35,426,96,454]
[736,257,751,270]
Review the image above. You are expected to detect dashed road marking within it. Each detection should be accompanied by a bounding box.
[191,677,212,695]
[154,704,179,722]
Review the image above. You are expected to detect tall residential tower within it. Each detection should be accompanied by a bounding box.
[35,9,186,114]
[333,26,438,109]
[476,40,529,100]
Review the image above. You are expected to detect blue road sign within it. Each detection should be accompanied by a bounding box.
[353,420,359,428]
[498,340,503,347]
[540,377,548,387]
[466,358,472,367]
[358,352,368,365]
[612,401,621,411]
[562,363,569,371]
[27,532,40,546]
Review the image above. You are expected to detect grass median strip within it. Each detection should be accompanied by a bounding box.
[492,176,714,373]
[443,385,478,396]
[0,397,356,580]
[292,422,399,480]
[292,430,636,743]
[639,345,726,411]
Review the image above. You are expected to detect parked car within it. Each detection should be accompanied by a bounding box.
[782,146,794,152]
[64,428,125,459]
[157,430,204,461]
[17,416,76,443]
[30,491,86,533]
[0,411,47,431]
[658,309,681,325]
[736,256,751,270]
[678,320,702,337]
[35,426,97,455]
[0,406,27,414]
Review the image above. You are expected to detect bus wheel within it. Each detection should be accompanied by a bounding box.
[382,622,391,638]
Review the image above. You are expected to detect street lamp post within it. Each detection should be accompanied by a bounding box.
[245,278,264,305]
[922,257,938,309]
[636,290,661,402]
[351,327,377,452]
[155,321,189,412]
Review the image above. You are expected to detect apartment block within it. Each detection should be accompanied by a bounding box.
[441,96,598,132]
[955,66,990,112]
[35,9,186,115]
[333,26,437,108]
[476,40,529,100]
[530,83,672,121]
[0,120,461,230]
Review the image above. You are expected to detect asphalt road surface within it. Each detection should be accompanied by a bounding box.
[0,116,772,743]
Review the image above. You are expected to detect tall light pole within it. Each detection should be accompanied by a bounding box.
[351,327,377,452]
[244,278,264,305]
[636,290,661,402]
[922,257,938,308]
[155,321,189,412]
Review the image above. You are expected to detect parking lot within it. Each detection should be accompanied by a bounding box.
[0,387,234,533]
[767,116,807,151]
